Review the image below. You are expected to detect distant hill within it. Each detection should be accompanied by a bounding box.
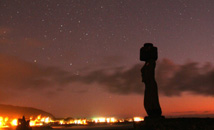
[0,104,54,119]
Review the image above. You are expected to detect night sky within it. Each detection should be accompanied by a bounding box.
[0,0,214,118]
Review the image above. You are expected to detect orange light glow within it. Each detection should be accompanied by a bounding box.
[0,115,53,128]
[133,117,144,122]
[11,119,18,126]
[92,117,118,123]
[0,115,145,128]
[0,116,8,128]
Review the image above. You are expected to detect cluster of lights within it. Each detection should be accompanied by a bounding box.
[50,117,144,125]
[133,117,144,122]
[29,115,53,126]
[91,117,117,123]
[57,119,87,125]
[0,115,53,128]
[0,115,144,128]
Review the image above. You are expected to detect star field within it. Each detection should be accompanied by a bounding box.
[0,0,214,117]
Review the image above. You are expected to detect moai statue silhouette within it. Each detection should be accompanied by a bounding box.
[140,43,162,118]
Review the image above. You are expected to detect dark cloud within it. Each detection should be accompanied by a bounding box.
[70,64,143,95]
[156,59,214,96]
[0,54,71,91]
[70,59,214,97]
[0,54,213,98]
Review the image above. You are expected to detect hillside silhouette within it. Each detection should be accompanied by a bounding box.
[0,104,54,118]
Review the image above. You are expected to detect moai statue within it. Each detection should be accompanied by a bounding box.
[140,43,162,118]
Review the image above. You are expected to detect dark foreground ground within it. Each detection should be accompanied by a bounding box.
[35,118,214,130]
[2,118,214,130]
[134,118,214,130]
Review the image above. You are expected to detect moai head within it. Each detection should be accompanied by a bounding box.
[140,43,158,62]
